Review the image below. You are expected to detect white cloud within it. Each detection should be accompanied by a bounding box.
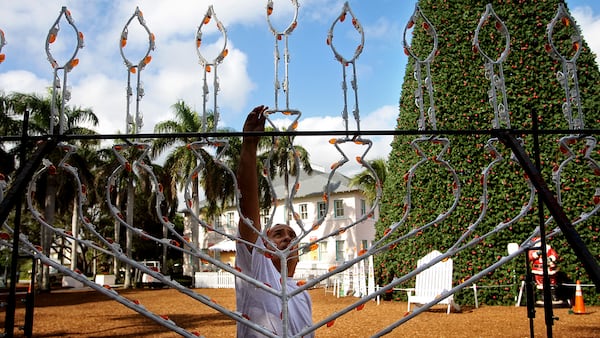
[0,1,259,136]
[0,70,48,94]
[572,6,600,64]
[70,73,126,133]
[364,17,401,41]
[0,0,398,176]
[292,104,395,176]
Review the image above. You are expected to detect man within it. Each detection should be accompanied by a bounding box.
[235,105,313,337]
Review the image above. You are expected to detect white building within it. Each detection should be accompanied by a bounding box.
[204,169,378,278]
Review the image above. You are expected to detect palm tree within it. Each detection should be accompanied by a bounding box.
[259,133,313,223]
[152,100,236,276]
[349,158,387,205]
[8,91,98,290]
[0,92,23,137]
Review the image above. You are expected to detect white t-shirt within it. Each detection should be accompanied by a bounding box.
[235,238,313,338]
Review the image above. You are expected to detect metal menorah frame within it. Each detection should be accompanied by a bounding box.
[0,2,598,338]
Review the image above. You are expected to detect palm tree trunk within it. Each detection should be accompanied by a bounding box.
[41,176,57,291]
[194,181,204,268]
[70,198,78,270]
[113,192,121,277]
[283,161,290,225]
[162,223,168,275]
[183,174,204,278]
[124,178,134,288]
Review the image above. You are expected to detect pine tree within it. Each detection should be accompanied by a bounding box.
[377,0,600,305]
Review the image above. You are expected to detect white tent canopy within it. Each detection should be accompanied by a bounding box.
[208,239,236,252]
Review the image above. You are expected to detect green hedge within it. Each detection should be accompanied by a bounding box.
[376,0,600,306]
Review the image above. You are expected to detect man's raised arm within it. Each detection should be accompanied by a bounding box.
[237,105,267,248]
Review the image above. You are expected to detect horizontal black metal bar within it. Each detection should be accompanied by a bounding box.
[0,128,600,142]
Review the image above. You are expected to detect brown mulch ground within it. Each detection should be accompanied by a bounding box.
[1,286,598,337]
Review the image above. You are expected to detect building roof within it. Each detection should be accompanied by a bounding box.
[268,168,356,200]
[208,239,236,252]
[190,168,358,211]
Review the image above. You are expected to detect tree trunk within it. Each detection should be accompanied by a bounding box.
[184,177,200,277]
[162,222,168,275]
[124,178,134,288]
[113,192,121,276]
[70,198,78,271]
[283,161,290,225]
[41,175,57,291]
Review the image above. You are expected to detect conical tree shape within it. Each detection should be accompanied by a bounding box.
[377,0,600,305]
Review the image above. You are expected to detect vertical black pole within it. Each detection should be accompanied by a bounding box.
[23,256,35,337]
[530,107,554,337]
[4,111,29,338]
[4,198,19,338]
[525,251,535,338]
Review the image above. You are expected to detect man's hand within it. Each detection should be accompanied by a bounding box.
[243,105,268,144]
[287,244,300,278]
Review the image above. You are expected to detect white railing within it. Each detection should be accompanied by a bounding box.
[194,271,235,288]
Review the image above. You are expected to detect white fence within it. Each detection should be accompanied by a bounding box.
[194,271,235,288]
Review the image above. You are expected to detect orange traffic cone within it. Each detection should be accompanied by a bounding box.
[571,280,586,314]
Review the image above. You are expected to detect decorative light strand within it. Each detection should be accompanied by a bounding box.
[547,4,600,234]
[45,6,84,135]
[464,5,535,251]
[546,3,584,130]
[379,5,461,250]
[266,0,299,114]
[196,5,228,133]
[119,7,155,135]
[0,28,6,64]
[403,4,438,131]
[327,1,365,134]
[473,3,511,130]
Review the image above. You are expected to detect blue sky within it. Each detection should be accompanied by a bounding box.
[0,0,599,174]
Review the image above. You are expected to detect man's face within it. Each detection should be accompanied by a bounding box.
[266,224,297,250]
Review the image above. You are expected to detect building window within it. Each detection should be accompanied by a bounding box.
[299,242,310,261]
[214,216,223,230]
[334,199,344,218]
[361,240,369,251]
[226,212,235,227]
[299,203,308,219]
[360,199,367,216]
[317,201,327,218]
[260,209,270,226]
[335,240,345,261]
[319,241,328,260]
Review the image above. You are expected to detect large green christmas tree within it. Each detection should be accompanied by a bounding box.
[377,0,600,306]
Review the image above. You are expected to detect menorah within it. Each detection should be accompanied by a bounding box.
[0,2,599,338]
